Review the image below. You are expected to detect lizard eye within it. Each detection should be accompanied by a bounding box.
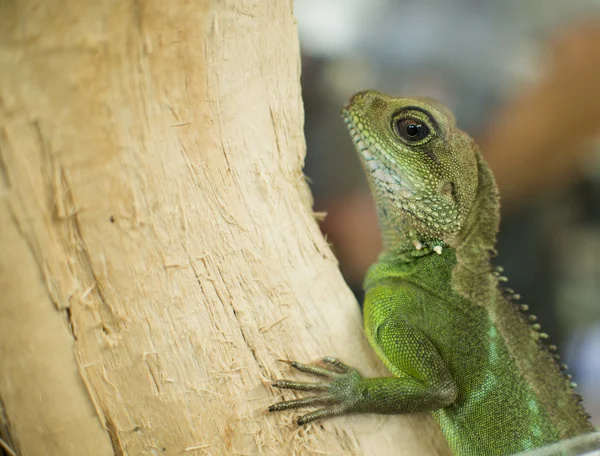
[395,118,430,142]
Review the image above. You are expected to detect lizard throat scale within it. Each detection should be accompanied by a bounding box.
[269,90,596,455]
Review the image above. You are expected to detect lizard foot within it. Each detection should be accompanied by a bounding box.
[269,357,364,425]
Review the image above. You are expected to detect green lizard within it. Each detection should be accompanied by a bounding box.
[269,90,596,455]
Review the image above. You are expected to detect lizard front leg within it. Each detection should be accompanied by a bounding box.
[269,320,458,425]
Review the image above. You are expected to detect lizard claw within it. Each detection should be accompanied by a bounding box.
[277,358,344,378]
[269,357,362,425]
[270,379,330,392]
[320,356,353,374]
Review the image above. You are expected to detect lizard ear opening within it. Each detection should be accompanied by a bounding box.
[440,181,456,200]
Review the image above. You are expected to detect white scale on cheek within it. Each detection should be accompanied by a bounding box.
[361,149,374,160]
[374,169,398,184]
[388,183,402,193]
[367,160,380,170]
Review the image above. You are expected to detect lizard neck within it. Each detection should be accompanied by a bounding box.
[450,151,501,302]
[373,151,499,266]
[373,188,436,263]
[371,150,500,283]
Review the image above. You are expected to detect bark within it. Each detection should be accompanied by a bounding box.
[0,1,449,455]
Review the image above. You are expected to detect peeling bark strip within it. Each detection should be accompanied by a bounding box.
[0,1,449,455]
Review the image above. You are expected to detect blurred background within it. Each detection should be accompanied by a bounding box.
[296,0,600,425]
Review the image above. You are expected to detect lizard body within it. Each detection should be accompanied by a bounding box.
[269,90,595,455]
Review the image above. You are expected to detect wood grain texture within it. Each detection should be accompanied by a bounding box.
[0,1,450,454]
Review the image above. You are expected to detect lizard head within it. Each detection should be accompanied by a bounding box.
[342,90,480,250]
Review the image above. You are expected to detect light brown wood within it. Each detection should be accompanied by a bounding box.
[0,1,450,455]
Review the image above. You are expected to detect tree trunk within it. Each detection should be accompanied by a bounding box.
[0,1,449,455]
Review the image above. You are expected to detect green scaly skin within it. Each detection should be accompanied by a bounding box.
[269,90,595,455]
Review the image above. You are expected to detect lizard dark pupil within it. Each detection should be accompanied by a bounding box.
[406,124,419,137]
[395,118,430,142]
